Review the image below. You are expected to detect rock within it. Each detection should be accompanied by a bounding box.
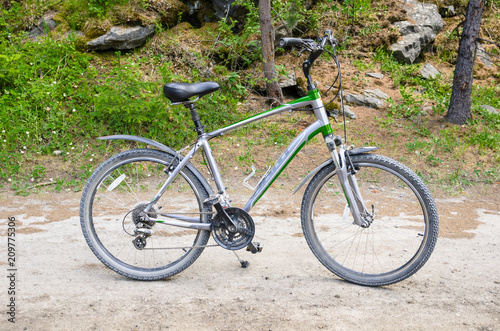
[476,44,494,68]
[342,105,356,119]
[480,105,499,114]
[87,25,155,51]
[345,93,366,106]
[363,96,385,109]
[364,89,389,100]
[422,106,433,115]
[345,90,387,109]
[29,18,57,37]
[279,72,297,88]
[439,5,456,18]
[366,73,384,80]
[390,0,444,64]
[421,63,440,79]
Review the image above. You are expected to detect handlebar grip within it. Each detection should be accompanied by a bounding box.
[278,38,304,48]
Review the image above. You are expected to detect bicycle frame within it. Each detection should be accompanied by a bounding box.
[99,36,372,230]
[106,89,330,228]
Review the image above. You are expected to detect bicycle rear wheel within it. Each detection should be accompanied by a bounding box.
[80,149,212,280]
[301,153,438,286]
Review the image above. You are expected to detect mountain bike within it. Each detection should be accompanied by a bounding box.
[80,31,439,286]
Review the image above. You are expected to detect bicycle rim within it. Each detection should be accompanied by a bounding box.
[302,154,438,286]
[81,150,211,279]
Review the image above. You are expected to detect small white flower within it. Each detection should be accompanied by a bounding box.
[53,81,57,84]
[71,147,75,150]
[91,154,95,157]
[8,178,12,182]
[47,92,50,95]
[21,151,24,154]
[46,107,50,111]
[72,109,76,112]
[52,131,56,134]
[89,158,93,162]
[23,146,27,149]
[69,142,72,145]
[234,167,238,171]
[2,130,5,133]
[50,178,53,182]
[3,140,6,143]
[63,93,66,97]
[67,152,70,155]
[26,132,29,135]
[31,177,34,182]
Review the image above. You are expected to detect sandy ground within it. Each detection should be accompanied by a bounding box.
[0,183,499,331]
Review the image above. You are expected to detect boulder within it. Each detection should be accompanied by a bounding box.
[364,89,389,100]
[476,44,494,68]
[342,105,356,119]
[421,63,440,79]
[345,89,387,109]
[87,25,155,51]
[390,0,444,64]
[480,105,499,115]
[29,18,57,37]
[366,73,384,80]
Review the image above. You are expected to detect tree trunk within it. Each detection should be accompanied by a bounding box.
[259,0,284,105]
[446,0,484,125]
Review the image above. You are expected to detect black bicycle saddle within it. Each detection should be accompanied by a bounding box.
[163,82,220,103]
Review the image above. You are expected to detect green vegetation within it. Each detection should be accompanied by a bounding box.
[0,0,499,194]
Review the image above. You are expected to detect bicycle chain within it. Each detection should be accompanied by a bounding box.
[142,244,219,250]
[140,211,217,250]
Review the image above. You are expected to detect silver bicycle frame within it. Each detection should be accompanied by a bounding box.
[146,89,368,229]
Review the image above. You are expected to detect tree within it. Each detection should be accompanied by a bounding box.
[446,0,485,125]
[259,0,284,105]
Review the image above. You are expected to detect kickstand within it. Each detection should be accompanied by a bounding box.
[233,251,249,268]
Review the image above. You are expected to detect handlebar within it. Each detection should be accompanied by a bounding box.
[278,30,337,91]
[278,30,336,50]
[278,38,316,48]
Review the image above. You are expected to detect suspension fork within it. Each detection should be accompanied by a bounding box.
[324,135,371,227]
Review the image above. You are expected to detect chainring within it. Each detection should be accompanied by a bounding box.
[212,207,255,250]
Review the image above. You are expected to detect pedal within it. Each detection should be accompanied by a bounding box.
[246,242,263,254]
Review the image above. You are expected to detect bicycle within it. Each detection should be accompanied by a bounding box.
[80,30,439,286]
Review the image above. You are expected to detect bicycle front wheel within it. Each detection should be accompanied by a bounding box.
[301,153,438,286]
[80,149,212,280]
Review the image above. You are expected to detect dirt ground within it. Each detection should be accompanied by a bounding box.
[0,180,499,330]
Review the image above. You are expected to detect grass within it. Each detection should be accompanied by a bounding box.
[0,0,499,195]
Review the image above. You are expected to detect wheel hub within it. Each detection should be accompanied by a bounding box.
[132,203,157,228]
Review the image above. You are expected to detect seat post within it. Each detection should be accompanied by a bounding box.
[185,103,205,135]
